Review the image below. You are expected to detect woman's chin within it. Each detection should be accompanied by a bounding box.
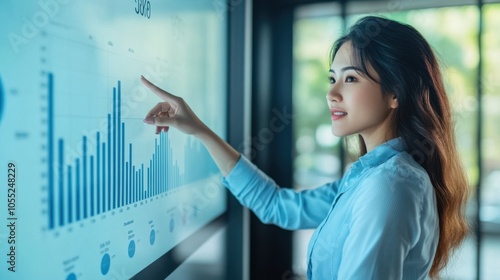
[330,129,349,138]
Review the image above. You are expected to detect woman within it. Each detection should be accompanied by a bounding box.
[142,16,469,279]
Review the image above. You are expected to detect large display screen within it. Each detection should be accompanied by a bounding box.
[0,0,227,278]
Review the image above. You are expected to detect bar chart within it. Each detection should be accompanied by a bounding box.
[46,73,218,230]
[0,0,228,278]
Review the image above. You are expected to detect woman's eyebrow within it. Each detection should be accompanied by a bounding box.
[329,66,364,74]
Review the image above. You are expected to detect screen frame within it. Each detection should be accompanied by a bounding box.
[130,0,252,279]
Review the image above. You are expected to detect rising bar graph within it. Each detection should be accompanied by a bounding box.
[47,73,218,230]
[0,1,229,278]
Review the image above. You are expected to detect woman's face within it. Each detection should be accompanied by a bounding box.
[327,41,398,151]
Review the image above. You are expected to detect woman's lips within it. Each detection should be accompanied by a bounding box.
[330,109,347,121]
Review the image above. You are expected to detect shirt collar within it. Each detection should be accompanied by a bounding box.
[358,137,406,168]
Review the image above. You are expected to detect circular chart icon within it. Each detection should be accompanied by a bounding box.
[66,272,77,280]
[128,240,136,258]
[150,229,156,245]
[100,253,111,275]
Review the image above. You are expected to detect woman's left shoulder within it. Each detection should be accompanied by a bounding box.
[390,152,429,178]
[367,152,433,196]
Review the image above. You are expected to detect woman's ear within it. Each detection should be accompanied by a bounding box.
[390,95,398,109]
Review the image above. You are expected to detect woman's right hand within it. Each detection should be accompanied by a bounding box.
[141,75,240,175]
[141,75,208,136]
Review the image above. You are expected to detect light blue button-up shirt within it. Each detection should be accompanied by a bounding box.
[222,138,439,279]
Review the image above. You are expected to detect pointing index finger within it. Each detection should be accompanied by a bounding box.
[141,75,177,102]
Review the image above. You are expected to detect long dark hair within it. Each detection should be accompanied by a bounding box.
[330,16,469,278]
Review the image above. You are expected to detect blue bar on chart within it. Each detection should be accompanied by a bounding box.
[47,73,218,229]
[83,136,87,219]
[96,132,100,215]
[107,113,111,212]
[67,165,72,224]
[58,139,64,227]
[48,73,54,229]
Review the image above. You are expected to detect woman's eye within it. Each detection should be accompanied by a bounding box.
[345,76,356,82]
[329,77,336,84]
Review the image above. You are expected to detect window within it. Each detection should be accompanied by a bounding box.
[357,7,480,278]
[481,3,500,278]
[292,2,500,279]
[292,5,343,275]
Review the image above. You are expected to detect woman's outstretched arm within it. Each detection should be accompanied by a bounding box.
[141,75,240,176]
[141,75,338,229]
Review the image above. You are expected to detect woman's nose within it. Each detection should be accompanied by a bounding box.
[326,85,342,102]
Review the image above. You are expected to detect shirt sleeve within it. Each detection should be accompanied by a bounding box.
[222,155,340,230]
[337,165,426,279]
